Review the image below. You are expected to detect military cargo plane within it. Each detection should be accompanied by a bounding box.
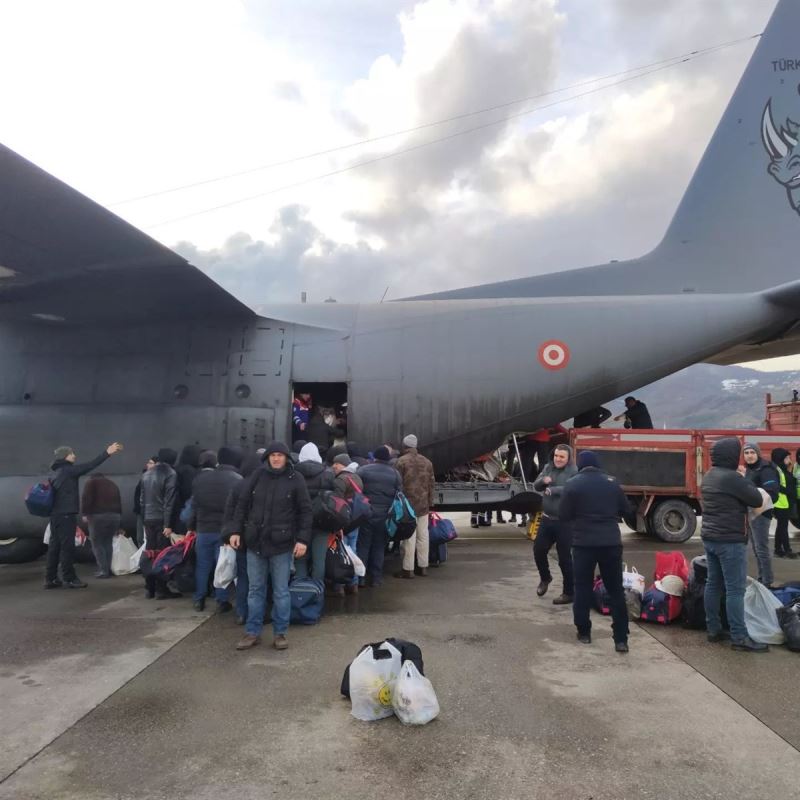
[1,0,798,563]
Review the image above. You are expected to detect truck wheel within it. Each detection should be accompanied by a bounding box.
[0,537,47,564]
[649,500,697,543]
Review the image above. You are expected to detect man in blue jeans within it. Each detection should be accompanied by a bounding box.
[229,441,312,651]
[701,438,769,652]
[190,448,243,613]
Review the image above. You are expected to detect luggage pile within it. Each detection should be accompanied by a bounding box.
[342,638,439,725]
[640,551,689,625]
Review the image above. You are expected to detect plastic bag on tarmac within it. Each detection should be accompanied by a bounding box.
[344,543,366,578]
[392,660,440,726]
[213,545,237,589]
[349,641,402,721]
[622,564,646,595]
[129,542,145,574]
[744,577,785,645]
[111,534,139,575]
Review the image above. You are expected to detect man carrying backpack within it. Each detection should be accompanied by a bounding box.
[702,438,769,652]
[45,442,123,589]
[395,434,435,579]
[357,446,402,587]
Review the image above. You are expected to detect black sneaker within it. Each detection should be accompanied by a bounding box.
[536,579,552,597]
[43,580,63,589]
[731,636,769,652]
[707,631,731,643]
[216,601,233,614]
[615,642,629,653]
[577,633,591,644]
[65,579,88,589]
[774,552,786,558]
[552,593,574,605]
[193,599,206,612]
[156,589,182,599]
[786,552,799,560]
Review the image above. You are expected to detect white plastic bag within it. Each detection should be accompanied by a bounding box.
[392,660,440,725]
[43,524,51,545]
[111,534,139,575]
[744,577,785,645]
[349,641,402,721]
[213,545,237,589]
[344,543,366,578]
[622,564,645,595]
[129,542,145,573]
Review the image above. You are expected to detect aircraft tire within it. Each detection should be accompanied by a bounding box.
[649,499,696,543]
[0,537,47,564]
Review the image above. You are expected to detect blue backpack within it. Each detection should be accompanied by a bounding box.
[25,479,55,517]
[386,491,417,540]
[290,577,325,625]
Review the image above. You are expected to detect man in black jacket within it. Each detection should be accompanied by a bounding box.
[742,443,779,587]
[357,446,402,587]
[702,438,768,652]
[230,441,312,651]
[190,447,243,612]
[45,441,123,589]
[140,448,180,599]
[559,450,632,652]
[614,397,653,429]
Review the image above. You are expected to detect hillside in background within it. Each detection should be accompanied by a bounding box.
[601,364,800,430]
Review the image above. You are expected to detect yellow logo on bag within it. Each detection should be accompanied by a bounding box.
[527,511,542,541]
[378,683,393,707]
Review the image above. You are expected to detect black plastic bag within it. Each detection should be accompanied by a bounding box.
[326,535,355,583]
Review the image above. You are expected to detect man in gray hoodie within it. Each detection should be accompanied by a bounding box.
[532,444,577,604]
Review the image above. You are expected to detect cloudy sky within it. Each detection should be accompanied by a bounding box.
[2,0,793,368]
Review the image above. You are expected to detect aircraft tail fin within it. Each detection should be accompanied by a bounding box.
[409,0,800,301]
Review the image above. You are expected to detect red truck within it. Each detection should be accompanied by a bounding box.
[570,416,800,543]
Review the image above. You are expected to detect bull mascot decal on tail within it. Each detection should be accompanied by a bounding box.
[761,100,800,215]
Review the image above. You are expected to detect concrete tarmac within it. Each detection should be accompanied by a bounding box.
[1,525,799,800]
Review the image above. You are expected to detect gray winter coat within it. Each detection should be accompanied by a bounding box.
[533,446,577,518]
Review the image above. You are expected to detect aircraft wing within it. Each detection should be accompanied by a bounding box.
[0,143,251,325]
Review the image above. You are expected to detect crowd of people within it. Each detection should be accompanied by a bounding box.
[42,426,436,653]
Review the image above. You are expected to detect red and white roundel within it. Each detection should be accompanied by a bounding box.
[538,340,570,370]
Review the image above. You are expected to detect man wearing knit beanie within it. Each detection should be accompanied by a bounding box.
[559,450,633,653]
[356,443,403,586]
[395,434,436,579]
[742,443,780,587]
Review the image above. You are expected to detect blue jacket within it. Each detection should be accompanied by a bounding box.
[357,462,402,518]
[559,467,631,547]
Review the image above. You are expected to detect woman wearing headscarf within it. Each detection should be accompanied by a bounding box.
[293,442,335,581]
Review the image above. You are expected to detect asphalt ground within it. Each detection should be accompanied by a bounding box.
[1,519,799,800]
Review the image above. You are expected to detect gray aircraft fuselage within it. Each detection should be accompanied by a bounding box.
[2,0,800,551]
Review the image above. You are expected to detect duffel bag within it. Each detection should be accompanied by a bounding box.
[641,586,682,624]
[777,601,800,652]
[428,512,457,546]
[150,532,197,580]
[429,542,447,566]
[290,577,324,625]
[593,577,611,615]
[326,534,355,583]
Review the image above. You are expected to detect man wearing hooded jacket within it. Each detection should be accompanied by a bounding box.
[560,450,632,653]
[230,441,312,651]
[532,444,577,604]
[701,438,768,652]
[294,442,335,582]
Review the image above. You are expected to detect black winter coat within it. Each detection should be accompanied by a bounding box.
[745,458,780,520]
[624,401,653,429]
[140,463,177,527]
[296,461,335,537]
[231,464,312,556]
[701,439,762,543]
[559,467,632,547]
[357,462,402,518]
[190,465,242,534]
[50,451,110,515]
